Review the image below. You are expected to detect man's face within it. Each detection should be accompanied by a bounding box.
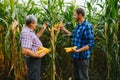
[31,22,38,29]
[73,11,82,22]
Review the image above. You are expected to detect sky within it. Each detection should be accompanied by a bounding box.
[19,0,102,10]
[64,0,87,6]
[19,0,87,6]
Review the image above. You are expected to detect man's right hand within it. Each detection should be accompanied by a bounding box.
[22,48,47,58]
[59,24,66,31]
[59,24,71,34]
[35,50,47,58]
[36,52,46,58]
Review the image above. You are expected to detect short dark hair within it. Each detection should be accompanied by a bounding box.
[75,8,85,16]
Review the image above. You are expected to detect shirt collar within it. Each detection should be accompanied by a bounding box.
[25,26,34,32]
[77,20,86,26]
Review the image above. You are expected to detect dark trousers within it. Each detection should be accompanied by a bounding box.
[73,58,89,80]
[24,57,41,80]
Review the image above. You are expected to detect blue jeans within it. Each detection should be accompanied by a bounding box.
[73,58,89,80]
[24,57,41,80]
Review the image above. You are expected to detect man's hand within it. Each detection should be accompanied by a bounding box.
[72,48,79,53]
[71,45,90,53]
[36,51,47,58]
[59,24,66,31]
[37,23,48,37]
[59,24,71,34]
[22,48,47,58]
[42,23,48,30]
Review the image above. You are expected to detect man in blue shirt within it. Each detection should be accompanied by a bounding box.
[60,8,94,80]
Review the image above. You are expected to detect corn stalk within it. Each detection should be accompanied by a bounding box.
[0,0,27,79]
[86,0,120,79]
[1,0,119,79]
[49,23,61,80]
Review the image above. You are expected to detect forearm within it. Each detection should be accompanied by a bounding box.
[22,48,42,58]
[37,28,45,38]
[77,45,89,53]
[63,29,71,34]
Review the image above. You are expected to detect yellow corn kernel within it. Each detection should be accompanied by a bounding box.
[64,46,77,53]
[37,46,51,54]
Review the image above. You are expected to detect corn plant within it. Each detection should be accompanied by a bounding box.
[0,0,120,80]
[38,0,68,79]
[37,0,77,79]
[0,0,28,79]
[86,0,120,80]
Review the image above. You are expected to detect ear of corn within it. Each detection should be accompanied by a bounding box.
[53,21,63,30]
[64,46,77,53]
[49,21,63,42]
[37,46,51,54]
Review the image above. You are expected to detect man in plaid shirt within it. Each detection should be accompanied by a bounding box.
[60,8,94,80]
[20,15,48,80]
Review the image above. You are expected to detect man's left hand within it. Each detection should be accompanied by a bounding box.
[42,23,48,30]
[72,48,79,52]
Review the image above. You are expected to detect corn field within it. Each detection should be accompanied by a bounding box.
[0,0,120,80]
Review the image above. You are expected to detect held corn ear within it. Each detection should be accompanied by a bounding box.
[64,46,77,53]
[37,46,51,54]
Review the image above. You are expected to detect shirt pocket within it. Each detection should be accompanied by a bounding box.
[32,36,40,46]
[32,38,37,46]
[32,35,42,47]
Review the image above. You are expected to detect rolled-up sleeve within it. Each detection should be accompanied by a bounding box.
[20,32,32,49]
[84,25,94,49]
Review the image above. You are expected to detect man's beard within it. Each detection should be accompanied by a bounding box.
[76,18,79,22]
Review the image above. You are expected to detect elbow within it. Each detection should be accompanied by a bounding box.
[88,43,94,49]
[88,39,95,49]
[22,48,28,55]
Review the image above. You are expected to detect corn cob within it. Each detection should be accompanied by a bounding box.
[53,21,63,30]
[37,46,51,54]
[64,46,77,53]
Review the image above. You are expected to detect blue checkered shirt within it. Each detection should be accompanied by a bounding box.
[71,20,94,59]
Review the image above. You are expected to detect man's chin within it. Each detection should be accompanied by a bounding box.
[75,20,78,22]
[74,19,78,22]
[33,27,37,30]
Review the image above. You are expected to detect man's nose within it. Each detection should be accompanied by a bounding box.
[36,23,38,26]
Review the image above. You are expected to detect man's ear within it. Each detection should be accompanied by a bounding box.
[78,14,81,18]
[30,23,33,26]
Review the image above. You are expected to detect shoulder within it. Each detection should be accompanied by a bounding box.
[21,27,31,33]
[84,21,93,30]
[21,27,29,32]
[21,27,31,37]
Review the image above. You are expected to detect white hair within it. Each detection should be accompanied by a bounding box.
[26,15,37,25]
